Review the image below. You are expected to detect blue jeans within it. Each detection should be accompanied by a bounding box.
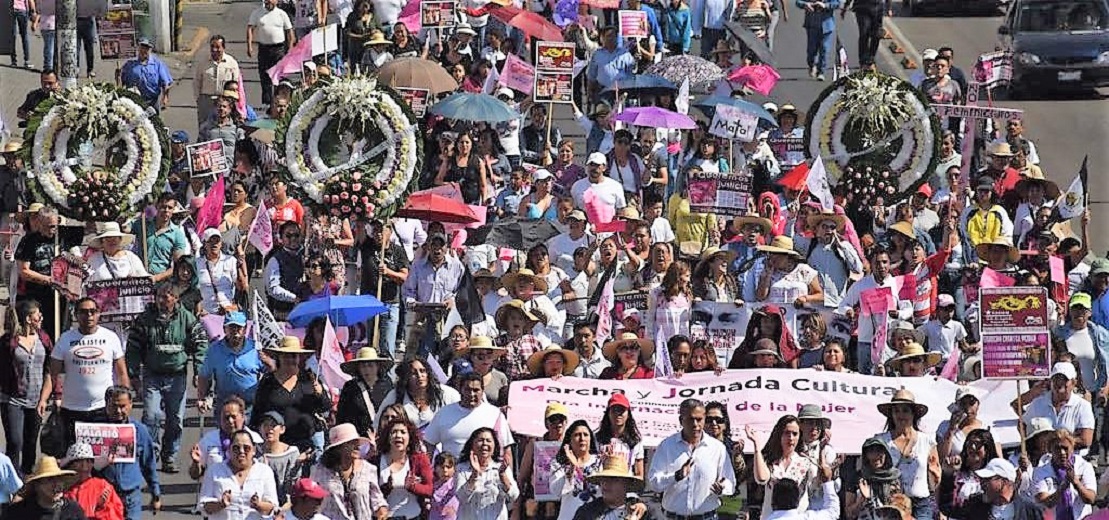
[120,487,143,520]
[42,29,56,71]
[76,17,97,74]
[0,404,41,476]
[11,10,30,63]
[856,340,873,375]
[377,302,401,357]
[142,372,187,462]
[805,28,834,74]
[910,495,934,520]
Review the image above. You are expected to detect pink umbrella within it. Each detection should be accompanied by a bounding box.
[613,106,697,129]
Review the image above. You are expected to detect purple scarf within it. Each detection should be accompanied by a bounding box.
[1054,455,1077,520]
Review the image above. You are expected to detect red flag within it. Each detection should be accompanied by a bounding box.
[195,175,225,233]
[777,162,810,192]
[320,318,352,408]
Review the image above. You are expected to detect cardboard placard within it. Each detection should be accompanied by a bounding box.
[187,139,230,178]
[534,41,575,104]
[85,277,156,325]
[97,4,137,60]
[420,0,457,29]
[980,286,1050,380]
[687,170,752,217]
[618,10,648,39]
[75,422,137,463]
[709,104,758,142]
[310,24,341,55]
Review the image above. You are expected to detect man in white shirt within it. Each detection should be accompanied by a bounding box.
[765,477,839,520]
[1023,363,1096,452]
[41,297,130,450]
[571,322,610,378]
[647,398,736,516]
[571,153,627,214]
[424,372,514,462]
[836,248,912,375]
[389,218,427,262]
[920,293,968,366]
[246,0,294,106]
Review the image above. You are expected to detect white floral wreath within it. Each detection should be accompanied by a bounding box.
[282,75,419,209]
[28,84,165,218]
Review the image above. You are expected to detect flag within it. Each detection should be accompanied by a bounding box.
[806,156,834,211]
[675,78,690,115]
[268,36,314,85]
[397,0,421,33]
[320,318,352,407]
[726,64,780,96]
[594,277,616,341]
[252,289,285,350]
[195,174,225,233]
[455,266,487,326]
[246,197,273,256]
[777,162,810,191]
[1057,155,1088,220]
[483,61,501,95]
[654,335,673,379]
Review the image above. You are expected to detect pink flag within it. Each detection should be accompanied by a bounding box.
[1050,255,1066,285]
[939,349,961,381]
[320,318,352,408]
[498,54,535,94]
[726,64,781,96]
[195,175,226,233]
[268,36,314,85]
[595,277,616,341]
[397,0,422,33]
[247,197,274,256]
[981,267,1015,288]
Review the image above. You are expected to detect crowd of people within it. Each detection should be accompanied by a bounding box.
[0,0,1104,518]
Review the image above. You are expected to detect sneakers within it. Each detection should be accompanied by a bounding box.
[809,66,817,78]
[817,73,826,81]
[161,459,180,473]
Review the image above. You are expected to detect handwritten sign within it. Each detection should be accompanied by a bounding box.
[75,422,137,463]
[709,104,758,142]
[534,41,575,104]
[980,286,1050,379]
[687,170,752,217]
[618,10,648,39]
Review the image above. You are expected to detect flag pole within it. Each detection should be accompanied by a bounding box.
[371,220,392,353]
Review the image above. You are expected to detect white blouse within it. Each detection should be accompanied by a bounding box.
[197,462,279,520]
[85,251,150,282]
[197,253,239,314]
[380,456,422,520]
[453,461,520,520]
[876,431,935,499]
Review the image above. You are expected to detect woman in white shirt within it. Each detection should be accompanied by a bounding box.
[750,415,817,519]
[196,228,248,315]
[549,419,602,520]
[198,430,279,520]
[454,427,519,520]
[377,417,433,520]
[874,390,941,520]
[85,222,149,282]
[376,358,461,428]
[1032,429,1096,520]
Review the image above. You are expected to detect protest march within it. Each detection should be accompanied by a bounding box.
[0,0,1104,518]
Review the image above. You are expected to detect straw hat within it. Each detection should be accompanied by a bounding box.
[986,141,1014,157]
[22,456,76,487]
[340,347,392,375]
[877,388,929,418]
[89,222,135,249]
[364,30,390,46]
[527,345,581,376]
[602,332,655,362]
[975,235,1021,264]
[805,211,847,232]
[617,206,646,226]
[494,299,544,331]
[732,213,773,234]
[462,335,505,356]
[777,104,804,124]
[749,338,783,361]
[1,140,23,153]
[590,103,613,120]
[265,336,315,355]
[585,456,644,491]
[887,320,925,348]
[215,88,240,101]
[885,342,942,372]
[756,235,802,258]
[500,268,550,295]
[698,246,737,264]
[1015,169,1061,200]
[454,22,477,36]
[324,423,370,452]
[888,221,916,241]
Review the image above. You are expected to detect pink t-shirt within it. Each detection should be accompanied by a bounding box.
[13,0,28,11]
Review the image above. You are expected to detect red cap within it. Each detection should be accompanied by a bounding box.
[608,393,631,409]
[916,184,933,198]
[291,478,327,500]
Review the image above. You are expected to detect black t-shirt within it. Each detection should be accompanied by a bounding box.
[15,232,58,298]
[359,240,410,303]
[0,498,88,520]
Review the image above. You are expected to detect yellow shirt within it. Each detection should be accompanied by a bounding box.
[667,193,717,246]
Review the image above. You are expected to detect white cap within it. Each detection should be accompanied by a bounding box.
[587,152,607,166]
[922,48,939,60]
[762,102,778,113]
[495,87,514,101]
[974,458,1017,481]
[1050,362,1077,380]
[937,294,956,308]
[533,169,553,181]
[202,228,222,242]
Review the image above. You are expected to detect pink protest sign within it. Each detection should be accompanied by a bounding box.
[981,267,1015,288]
[1050,255,1066,285]
[582,188,615,224]
[498,54,535,95]
[727,64,781,96]
[860,286,894,316]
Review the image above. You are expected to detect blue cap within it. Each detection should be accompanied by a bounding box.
[137,37,153,48]
[224,311,247,327]
[170,130,189,143]
[452,358,474,377]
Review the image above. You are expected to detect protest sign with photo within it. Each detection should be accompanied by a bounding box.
[975,50,1012,90]
[534,41,575,103]
[531,441,560,501]
[690,301,751,365]
[687,170,752,217]
[618,10,649,38]
[421,0,457,28]
[51,254,88,300]
[85,277,156,324]
[499,54,535,95]
[396,88,431,117]
[980,286,1050,379]
[75,422,137,463]
[508,371,1022,450]
[768,137,806,167]
[97,4,137,60]
[710,104,758,142]
[187,139,230,178]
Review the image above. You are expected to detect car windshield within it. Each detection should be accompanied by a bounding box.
[1018,0,1108,31]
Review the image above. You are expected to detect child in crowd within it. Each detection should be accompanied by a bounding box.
[284,478,328,520]
[431,452,459,520]
[258,411,301,505]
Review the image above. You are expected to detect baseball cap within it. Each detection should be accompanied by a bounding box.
[224,311,248,328]
[1050,362,1077,381]
[545,402,569,419]
[291,478,327,500]
[202,228,222,242]
[451,358,474,377]
[974,458,1017,481]
[937,294,955,308]
[586,152,607,166]
[568,210,587,221]
[137,37,153,48]
[1070,292,1093,310]
[261,411,285,425]
[170,130,190,143]
[533,169,553,181]
[922,48,939,60]
[762,102,778,114]
[608,393,631,409]
[495,87,515,101]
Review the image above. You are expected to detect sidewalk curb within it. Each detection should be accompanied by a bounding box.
[172,25,210,62]
[883,17,924,70]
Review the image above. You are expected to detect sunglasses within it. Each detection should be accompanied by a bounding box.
[706,416,726,425]
[546,415,567,424]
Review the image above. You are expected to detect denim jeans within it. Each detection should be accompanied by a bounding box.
[856,340,874,374]
[42,29,56,71]
[910,495,934,520]
[0,404,41,476]
[805,28,835,73]
[377,302,401,357]
[76,17,97,74]
[142,372,187,463]
[120,487,143,520]
[11,10,30,64]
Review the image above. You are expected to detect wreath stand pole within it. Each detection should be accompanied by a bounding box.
[371,220,392,352]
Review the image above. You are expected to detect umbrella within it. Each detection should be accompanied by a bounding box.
[727,64,781,96]
[489,4,565,41]
[601,74,678,95]
[464,217,561,251]
[614,106,697,129]
[694,94,778,125]
[395,192,482,224]
[376,57,459,95]
[429,92,519,123]
[646,55,724,93]
[288,294,389,328]
[725,21,775,66]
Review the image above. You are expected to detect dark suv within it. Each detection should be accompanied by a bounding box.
[999,0,1109,95]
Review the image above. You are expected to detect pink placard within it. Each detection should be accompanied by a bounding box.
[860,286,894,317]
[1050,255,1066,285]
[498,54,535,95]
[896,274,917,301]
[981,267,1015,288]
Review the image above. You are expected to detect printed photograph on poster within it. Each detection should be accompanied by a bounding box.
[421,0,457,28]
[536,41,575,71]
[687,171,752,217]
[97,4,135,34]
[51,254,88,300]
[187,139,230,178]
[75,422,138,463]
[768,137,806,166]
[99,34,137,60]
[85,277,156,324]
[690,301,751,366]
[531,441,560,501]
[533,71,573,103]
[618,10,649,39]
[982,332,1050,379]
[396,88,430,117]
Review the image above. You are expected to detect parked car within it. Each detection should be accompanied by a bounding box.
[999,0,1109,95]
[904,0,1008,16]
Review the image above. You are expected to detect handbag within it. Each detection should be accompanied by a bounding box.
[39,404,66,457]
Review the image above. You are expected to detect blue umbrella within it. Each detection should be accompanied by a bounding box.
[601,74,678,95]
[288,294,389,328]
[428,92,519,123]
[694,95,778,126]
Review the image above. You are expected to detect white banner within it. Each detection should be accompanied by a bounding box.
[508,370,1022,453]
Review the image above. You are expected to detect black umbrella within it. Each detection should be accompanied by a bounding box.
[464,217,562,252]
[725,21,775,67]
